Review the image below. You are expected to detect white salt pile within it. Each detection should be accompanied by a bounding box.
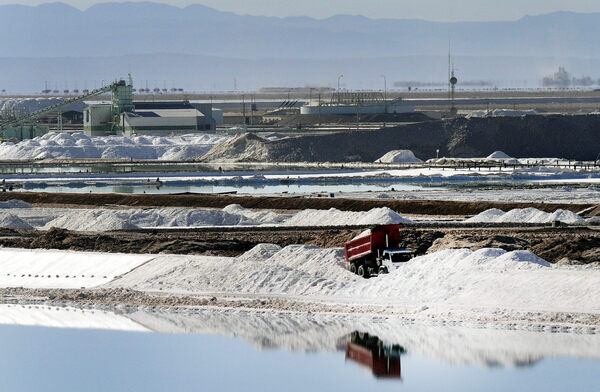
[0,205,412,231]
[103,244,600,315]
[283,207,412,226]
[44,210,139,231]
[0,132,231,161]
[2,244,599,316]
[223,204,290,224]
[0,212,34,230]
[106,245,354,297]
[376,150,423,163]
[466,208,585,224]
[236,243,282,262]
[486,151,513,159]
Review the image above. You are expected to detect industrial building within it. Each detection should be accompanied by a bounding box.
[84,100,216,136]
[300,92,414,115]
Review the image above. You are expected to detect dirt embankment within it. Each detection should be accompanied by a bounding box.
[202,115,600,162]
[1,226,598,264]
[0,192,595,216]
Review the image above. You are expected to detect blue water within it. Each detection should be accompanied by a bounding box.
[0,324,597,392]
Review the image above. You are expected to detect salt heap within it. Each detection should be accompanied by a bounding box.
[376,150,423,163]
[283,207,412,226]
[0,212,34,230]
[0,205,414,231]
[346,248,576,311]
[44,210,139,231]
[486,151,513,159]
[106,245,355,296]
[0,132,231,161]
[466,208,585,224]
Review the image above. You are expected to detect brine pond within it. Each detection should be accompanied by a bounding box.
[0,305,598,392]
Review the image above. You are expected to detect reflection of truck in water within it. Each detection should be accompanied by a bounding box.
[344,224,414,278]
[345,331,406,379]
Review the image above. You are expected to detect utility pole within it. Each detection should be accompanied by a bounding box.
[242,95,246,125]
[381,75,387,113]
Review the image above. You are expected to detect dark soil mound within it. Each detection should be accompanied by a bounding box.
[203,114,600,162]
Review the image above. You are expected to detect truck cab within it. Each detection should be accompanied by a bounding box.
[379,248,415,274]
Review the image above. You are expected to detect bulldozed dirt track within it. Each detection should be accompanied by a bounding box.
[0,191,595,216]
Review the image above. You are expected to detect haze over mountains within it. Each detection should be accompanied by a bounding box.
[1,2,600,92]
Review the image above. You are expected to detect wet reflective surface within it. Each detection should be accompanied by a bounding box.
[0,305,598,391]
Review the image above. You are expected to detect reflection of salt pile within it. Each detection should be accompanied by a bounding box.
[0,132,230,161]
[376,150,423,163]
[283,207,412,226]
[466,208,585,224]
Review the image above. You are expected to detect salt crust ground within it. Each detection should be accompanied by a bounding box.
[1,303,599,368]
[0,132,230,161]
[1,245,598,324]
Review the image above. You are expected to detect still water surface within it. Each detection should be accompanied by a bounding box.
[0,306,598,392]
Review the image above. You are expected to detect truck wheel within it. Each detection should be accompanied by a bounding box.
[349,263,357,274]
[357,265,370,279]
[378,266,389,274]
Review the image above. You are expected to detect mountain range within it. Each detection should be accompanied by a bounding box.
[1,2,599,92]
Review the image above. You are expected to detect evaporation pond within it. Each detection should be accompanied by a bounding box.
[0,308,598,392]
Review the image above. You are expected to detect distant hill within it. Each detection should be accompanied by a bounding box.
[1,3,600,92]
[2,3,600,58]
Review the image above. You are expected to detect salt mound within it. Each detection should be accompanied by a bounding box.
[486,151,513,159]
[377,150,423,163]
[237,244,283,262]
[466,208,584,224]
[283,207,412,226]
[106,245,355,296]
[44,210,138,231]
[0,132,231,161]
[547,209,585,224]
[0,212,34,230]
[465,208,505,222]
[0,200,32,209]
[495,250,551,268]
[349,248,553,300]
[223,204,289,224]
[130,208,257,227]
[200,133,271,162]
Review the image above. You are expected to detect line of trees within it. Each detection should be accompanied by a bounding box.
[542,67,597,87]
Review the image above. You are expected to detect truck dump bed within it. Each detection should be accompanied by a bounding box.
[344,224,402,262]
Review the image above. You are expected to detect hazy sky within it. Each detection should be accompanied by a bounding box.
[2,0,600,21]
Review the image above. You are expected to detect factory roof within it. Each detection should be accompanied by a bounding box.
[126,108,204,118]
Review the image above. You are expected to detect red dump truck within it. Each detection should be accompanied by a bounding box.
[344,224,414,278]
